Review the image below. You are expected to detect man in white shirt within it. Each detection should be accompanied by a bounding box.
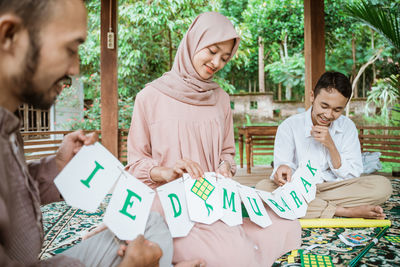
[256,71,392,219]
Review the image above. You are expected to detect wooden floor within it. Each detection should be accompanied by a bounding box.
[232,165,273,187]
[232,166,397,187]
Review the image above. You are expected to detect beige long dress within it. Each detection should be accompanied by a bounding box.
[126,87,301,267]
[126,11,301,267]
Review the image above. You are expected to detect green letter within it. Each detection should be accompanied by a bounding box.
[247,197,262,216]
[301,177,312,193]
[290,191,303,208]
[80,161,104,188]
[281,196,292,211]
[268,199,285,212]
[168,193,182,218]
[119,189,142,221]
[223,188,237,212]
[306,160,317,176]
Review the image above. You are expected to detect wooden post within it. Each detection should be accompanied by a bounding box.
[304,0,325,109]
[238,128,244,168]
[101,0,118,156]
[246,134,252,174]
[258,36,265,93]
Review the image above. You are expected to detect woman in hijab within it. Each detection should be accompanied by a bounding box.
[126,12,301,267]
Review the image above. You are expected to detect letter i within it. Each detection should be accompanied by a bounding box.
[81,161,104,188]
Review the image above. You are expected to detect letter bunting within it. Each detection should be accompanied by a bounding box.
[55,143,322,239]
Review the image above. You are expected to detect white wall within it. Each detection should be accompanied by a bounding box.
[230,93,375,124]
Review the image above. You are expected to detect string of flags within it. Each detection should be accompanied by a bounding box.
[54,142,323,240]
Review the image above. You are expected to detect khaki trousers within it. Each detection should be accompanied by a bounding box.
[255,175,393,218]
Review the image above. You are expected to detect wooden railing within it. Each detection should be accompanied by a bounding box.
[358,126,400,163]
[21,125,400,171]
[21,130,133,160]
[118,129,129,164]
[238,125,400,173]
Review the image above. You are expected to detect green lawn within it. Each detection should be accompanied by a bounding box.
[233,142,273,167]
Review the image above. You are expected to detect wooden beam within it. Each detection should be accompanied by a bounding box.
[101,0,118,156]
[304,0,325,109]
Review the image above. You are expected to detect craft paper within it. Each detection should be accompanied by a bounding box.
[184,172,223,224]
[256,190,296,220]
[103,171,155,240]
[54,142,123,212]
[300,159,323,184]
[238,185,271,228]
[281,182,308,218]
[157,178,194,237]
[291,168,316,203]
[218,178,242,226]
[271,187,297,220]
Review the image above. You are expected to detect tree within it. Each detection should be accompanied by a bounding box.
[242,0,304,98]
[81,0,216,100]
[345,0,400,125]
[345,0,400,95]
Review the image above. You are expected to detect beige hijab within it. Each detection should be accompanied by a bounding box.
[148,12,240,106]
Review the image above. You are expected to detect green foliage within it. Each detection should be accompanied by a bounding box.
[245,114,252,125]
[242,0,304,52]
[365,78,399,124]
[80,0,217,100]
[265,53,305,100]
[214,76,236,94]
[220,0,248,24]
[76,0,400,122]
[220,0,304,94]
[55,84,81,109]
[345,0,400,52]
[63,97,134,130]
[392,102,400,125]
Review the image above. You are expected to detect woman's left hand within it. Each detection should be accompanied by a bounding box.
[216,161,232,178]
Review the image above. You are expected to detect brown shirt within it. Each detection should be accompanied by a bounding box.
[0,107,83,266]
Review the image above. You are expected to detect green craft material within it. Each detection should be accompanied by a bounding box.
[384,235,400,243]
[191,178,215,216]
[300,252,333,267]
[241,203,249,218]
[348,226,389,267]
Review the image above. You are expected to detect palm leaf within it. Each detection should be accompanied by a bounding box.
[388,74,400,97]
[345,0,400,51]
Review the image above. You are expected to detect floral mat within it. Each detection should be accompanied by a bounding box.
[273,178,400,267]
[40,180,400,266]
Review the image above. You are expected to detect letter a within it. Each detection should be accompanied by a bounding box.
[81,161,104,188]
[300,177,312,193]
[168,193,182,218]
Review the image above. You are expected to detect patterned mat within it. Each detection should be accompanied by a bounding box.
[40,180,400,266]
[274,178,400,267]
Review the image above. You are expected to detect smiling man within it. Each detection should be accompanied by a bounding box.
[256,71,392,219]
[0,0,172,266]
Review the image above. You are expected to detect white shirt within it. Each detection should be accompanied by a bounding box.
[271,108,363,183]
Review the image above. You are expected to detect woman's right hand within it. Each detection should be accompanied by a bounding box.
[150,159,204,183]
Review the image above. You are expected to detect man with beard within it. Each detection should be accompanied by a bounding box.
[0,0,172,266]
[256,71,392,219]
